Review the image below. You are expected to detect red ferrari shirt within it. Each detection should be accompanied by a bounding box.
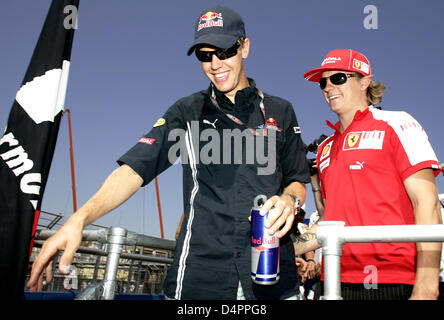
[317,106,440,284]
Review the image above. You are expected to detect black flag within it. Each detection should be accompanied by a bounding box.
[0,0,79,299]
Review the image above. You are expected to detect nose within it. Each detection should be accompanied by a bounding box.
[322,78,335,92]
[210,53,223,70]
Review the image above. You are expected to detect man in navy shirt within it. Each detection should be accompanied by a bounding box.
[29,5,310,299]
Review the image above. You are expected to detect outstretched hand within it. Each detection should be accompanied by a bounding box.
[27,215,84,292]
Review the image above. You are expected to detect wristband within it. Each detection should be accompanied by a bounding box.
[284,193,300,215]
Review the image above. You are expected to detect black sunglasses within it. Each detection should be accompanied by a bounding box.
[319,72,359,90]
[195,41,241,62]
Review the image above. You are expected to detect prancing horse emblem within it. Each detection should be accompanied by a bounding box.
[347,133,361,148]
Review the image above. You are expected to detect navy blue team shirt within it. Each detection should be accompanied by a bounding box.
[117,79,310,299]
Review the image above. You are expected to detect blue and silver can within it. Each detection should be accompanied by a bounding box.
[251,195,280,285]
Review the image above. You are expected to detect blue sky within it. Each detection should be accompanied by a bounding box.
[1,0,443,240]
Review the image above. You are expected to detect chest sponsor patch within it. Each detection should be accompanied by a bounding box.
[343,130,385,151]
[319,141,333,162]
[265,118,283,132]
[153,118,166,127]
[319,157,330,174]
[139,137,156,145]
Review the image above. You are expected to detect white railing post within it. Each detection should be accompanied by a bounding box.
[316,222,444,300]
[316,221,345,300]
[102,227,127,300]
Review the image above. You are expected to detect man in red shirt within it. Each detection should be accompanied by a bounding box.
[293,49,442,300]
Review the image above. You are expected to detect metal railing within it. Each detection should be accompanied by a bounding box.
[316,221,444,300]
[33,227,176,300]
[37,211,63,229]
[33,222,444,300]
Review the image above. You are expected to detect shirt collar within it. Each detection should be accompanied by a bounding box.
[211,78,258,112]
[325,106,373,134]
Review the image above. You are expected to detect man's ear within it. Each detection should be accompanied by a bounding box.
[241,38,250,59]
[361,75,371,91]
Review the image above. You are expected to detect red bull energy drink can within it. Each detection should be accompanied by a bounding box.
[251,195,280,285]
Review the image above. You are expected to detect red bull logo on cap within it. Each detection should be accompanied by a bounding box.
[197,11,224,31]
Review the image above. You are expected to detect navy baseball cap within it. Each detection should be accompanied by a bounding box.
[187,5,246,56]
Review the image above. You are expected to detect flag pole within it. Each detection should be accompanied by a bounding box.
[0,0,80,299]
[63,108,77,212]
[154,177,165,238]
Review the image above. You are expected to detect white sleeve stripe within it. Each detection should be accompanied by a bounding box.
[369,107,438,166]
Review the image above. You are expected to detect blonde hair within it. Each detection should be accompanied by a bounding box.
[366,80,386,105]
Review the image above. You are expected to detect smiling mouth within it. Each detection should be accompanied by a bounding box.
[214,71,229,82]
[328,95,341,101]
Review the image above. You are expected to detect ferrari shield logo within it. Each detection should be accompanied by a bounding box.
[347,133,361,148]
